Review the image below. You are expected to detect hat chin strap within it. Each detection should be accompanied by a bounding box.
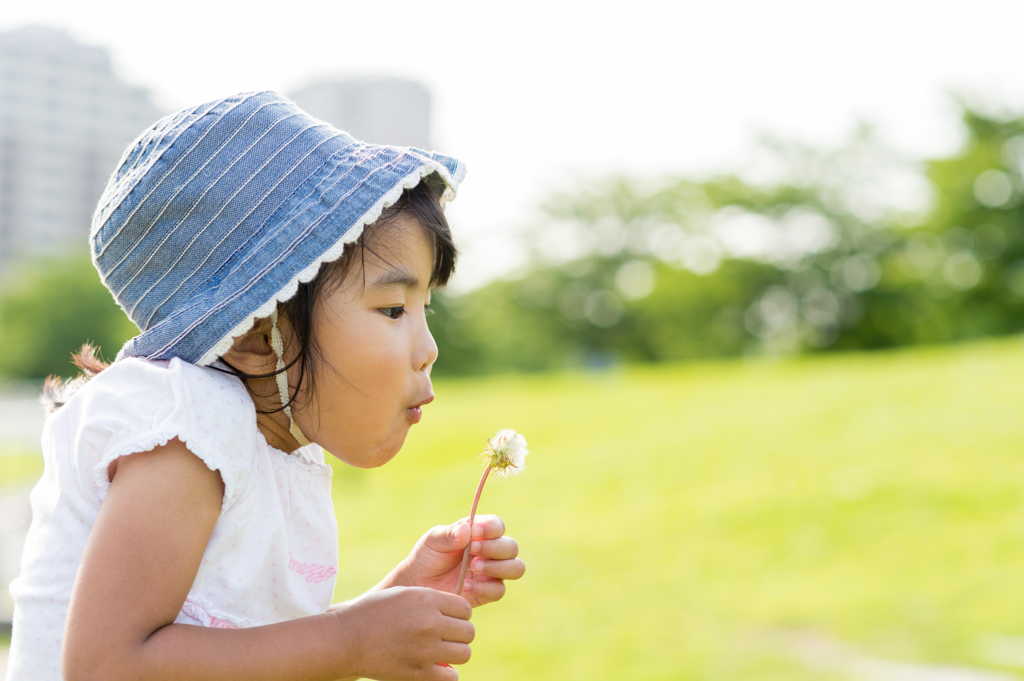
[270,310,312,448]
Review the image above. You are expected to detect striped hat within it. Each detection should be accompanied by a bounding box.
[90,91,466,366]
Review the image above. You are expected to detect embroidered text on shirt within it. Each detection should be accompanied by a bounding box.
[288,552,338,584]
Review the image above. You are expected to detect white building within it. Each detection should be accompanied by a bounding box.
[288,77,432,149]
[0,26,163,276]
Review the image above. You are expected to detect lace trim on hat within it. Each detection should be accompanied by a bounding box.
[196,160,466,366]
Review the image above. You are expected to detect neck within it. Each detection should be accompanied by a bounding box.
[246,373,304,453]
[256,411,303,453]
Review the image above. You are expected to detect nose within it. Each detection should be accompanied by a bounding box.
[416,318,439,373]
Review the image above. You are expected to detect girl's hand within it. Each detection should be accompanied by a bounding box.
[388,515,526,607]
[333,587,473,680]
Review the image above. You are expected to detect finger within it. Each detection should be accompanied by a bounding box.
[423,521,471,553]
[462,577,506,604]
[471,557,526,581]
[467,514,505,540]
[470,536,519,559]
[436,592,473,620]
[439,617,476,644]
[435,641,473,666]
[430,662,460,681]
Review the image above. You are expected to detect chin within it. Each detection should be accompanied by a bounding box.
[335,431,409,469]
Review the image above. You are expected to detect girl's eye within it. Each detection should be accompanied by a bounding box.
[381,306,405,319]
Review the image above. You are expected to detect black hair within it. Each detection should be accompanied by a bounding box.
[44,173,457,414]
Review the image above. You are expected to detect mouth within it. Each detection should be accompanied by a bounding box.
[407,393,434,424]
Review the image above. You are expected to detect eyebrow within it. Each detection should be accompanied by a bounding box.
[367,268,420,290]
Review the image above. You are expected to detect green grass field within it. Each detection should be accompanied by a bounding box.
[0,454,42,488]
[4,337,1024,679]
[329,337,1024,680]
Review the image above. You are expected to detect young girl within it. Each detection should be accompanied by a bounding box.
[6,91,525,681]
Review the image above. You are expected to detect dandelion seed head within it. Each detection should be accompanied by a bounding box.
[481,428,529,478]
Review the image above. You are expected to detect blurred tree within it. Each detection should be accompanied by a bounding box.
[871,106,1024,345]
[432,128,901,373]
[0,256,137,379]
[431,104,1024,375]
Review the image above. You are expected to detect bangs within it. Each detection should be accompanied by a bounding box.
[319,172,458,289]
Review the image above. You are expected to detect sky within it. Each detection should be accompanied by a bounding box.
[3,0,1024,289]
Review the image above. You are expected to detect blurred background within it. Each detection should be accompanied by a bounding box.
[3,1,1024,679]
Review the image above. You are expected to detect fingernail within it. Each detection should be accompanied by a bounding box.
[471,540,482,553]
[472,525,484,537]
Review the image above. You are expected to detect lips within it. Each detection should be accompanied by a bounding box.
[407,393,434,424]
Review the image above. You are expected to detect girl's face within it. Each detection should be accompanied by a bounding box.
[292,215,439,468]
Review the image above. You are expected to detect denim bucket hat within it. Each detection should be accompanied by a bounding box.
[90,90,466,366]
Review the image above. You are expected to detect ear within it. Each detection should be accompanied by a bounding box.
[221,316,276,375]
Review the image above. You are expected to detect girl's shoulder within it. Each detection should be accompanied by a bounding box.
[57,357,259,513]
[80,356,250,413]
[86,355,243,393]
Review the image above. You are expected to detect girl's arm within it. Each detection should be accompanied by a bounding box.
[62,439,472,681]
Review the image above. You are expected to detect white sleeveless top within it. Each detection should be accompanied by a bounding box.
[6,358,338,681]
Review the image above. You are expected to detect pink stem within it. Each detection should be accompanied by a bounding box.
[456,464,492,596]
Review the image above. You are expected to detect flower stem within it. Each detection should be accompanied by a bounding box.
[456,464,492,596]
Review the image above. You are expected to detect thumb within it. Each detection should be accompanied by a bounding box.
[423,521,470,553]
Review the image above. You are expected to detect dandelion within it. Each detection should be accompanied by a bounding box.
[455,429,529,596]
[481,428,529,478]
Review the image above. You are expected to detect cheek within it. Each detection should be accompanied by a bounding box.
[310,326,406,408]
[344,337,404,384]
